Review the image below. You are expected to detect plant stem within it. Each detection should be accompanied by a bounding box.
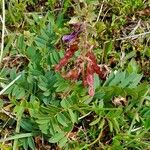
[116,31,150,41]
[0,133,34,142]
[13,105,24,150]
[93,1,104,27]
[0,0,5,64]
[87,130,103,147]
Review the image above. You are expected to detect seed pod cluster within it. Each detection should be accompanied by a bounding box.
[55,29,109,96]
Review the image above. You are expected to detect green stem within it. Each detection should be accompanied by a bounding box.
[0,133,34,143]
[0,0,5,64]
[13,105,24,150]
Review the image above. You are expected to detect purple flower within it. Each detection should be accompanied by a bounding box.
[62,31,77,43]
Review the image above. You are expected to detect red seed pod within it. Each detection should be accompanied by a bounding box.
[64,44,78,60]
[55,44,78,72]
[83,78,87,86]
[88,85,95,97]
[93,64,101,74]
[86,61,95,96]
[64,68,81,80]
[55,65,61,72]
[86,51,107,80]
[86,51,97,64]
[93,64,104,78]
[80,62,87,87]
[93,64,107,80]
[55,58,68,71]
[82,70,87,87]
[69,44,78,52]
[65,50,74,59]
[86,65,94,84]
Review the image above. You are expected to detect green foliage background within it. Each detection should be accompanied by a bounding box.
[0,0,150,149]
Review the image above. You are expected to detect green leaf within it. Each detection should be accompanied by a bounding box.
[38,124,49,134]
[68,109,77,124]
[35,36,47,48]
[56,83,69,92]
[128,74,142,87]
[94,74,100,90]
[111,118,120,134]
[57,113,68,127]
[103,71,115,86]
[145,96,150,101]
[50,117,62,133]
[22,138,29,150]
[108,119,113,132]
[43,90,50,96]
[26,46,36,59]
[124,51,136,61]
[17,35,26,53]
[52,50,60,63]
[50,53,57,64]
[56,13,64,28]
[145,47,150,57]
[144,117,150,129]
[96,21,106,33]
[11,84,26,99]
[36,119,50,124]
[20,119,33,131]
[104,40,113,58]
[13,104,24,118]
[38,84,47,91]
[90,117,100,126]
[135,112,140,122]
[58,50,64,58]
[40,28,50,41]
[49,132,65,143]
[16,88,26,99]
[99,118,105,129]
[58,136,68,148]
[61,99,68,109]
[4,34,16,56]
[32,13,40,24]
[61,97,76,109]
[109,72,125,86]
[28,137,36,150]
[127,58,139,73]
